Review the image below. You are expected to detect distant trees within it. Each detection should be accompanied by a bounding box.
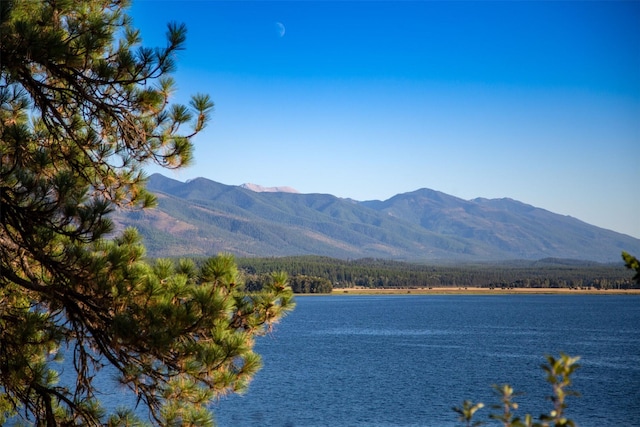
[237,256,637,291]
[0,1,293,425]
[289,275,333,293]
[243,271,332,294]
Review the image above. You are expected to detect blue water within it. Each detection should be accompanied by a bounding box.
[212,295,640,427]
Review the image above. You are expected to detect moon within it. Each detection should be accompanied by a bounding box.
[275,22,285,38]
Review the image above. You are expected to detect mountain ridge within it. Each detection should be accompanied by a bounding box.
[111,174,640,262]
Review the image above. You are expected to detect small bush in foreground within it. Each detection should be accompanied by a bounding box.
[454,353,580,427]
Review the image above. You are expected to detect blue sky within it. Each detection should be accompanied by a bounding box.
[130,1,640,239]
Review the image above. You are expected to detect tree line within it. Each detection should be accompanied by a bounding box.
[235,255,637,292]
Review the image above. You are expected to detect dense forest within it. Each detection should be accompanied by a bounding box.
[232,255,637,293]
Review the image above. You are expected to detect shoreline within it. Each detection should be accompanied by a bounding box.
[330,287,640,295]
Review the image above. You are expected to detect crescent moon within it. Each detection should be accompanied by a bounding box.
[275,22,286,38]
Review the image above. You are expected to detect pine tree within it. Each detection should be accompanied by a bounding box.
[0,1,294,425]
[622,251,640,284]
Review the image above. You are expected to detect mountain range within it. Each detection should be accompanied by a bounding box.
[111,174,640,262]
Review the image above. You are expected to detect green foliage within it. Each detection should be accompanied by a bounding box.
[288,275,333,293]
[453,400,485,427]
[455,354,581,427]
[622,251,640,284]
[489,384,524,427]
[0,1,293,425]
[1,230,294,425]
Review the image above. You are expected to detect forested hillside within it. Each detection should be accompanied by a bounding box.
[111,174,640,262]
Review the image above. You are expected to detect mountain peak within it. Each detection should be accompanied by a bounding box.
[240,183,299,194]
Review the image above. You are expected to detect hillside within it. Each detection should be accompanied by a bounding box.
[111,174,640,262]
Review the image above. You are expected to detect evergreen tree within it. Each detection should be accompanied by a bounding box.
[0,1,294,425]
[622,251,640,284]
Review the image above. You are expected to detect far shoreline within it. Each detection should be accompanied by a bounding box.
[328,287,640,295]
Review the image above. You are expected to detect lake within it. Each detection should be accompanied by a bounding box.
[212,295,640,427]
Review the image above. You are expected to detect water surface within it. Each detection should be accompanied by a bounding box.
[213,295,640,427]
